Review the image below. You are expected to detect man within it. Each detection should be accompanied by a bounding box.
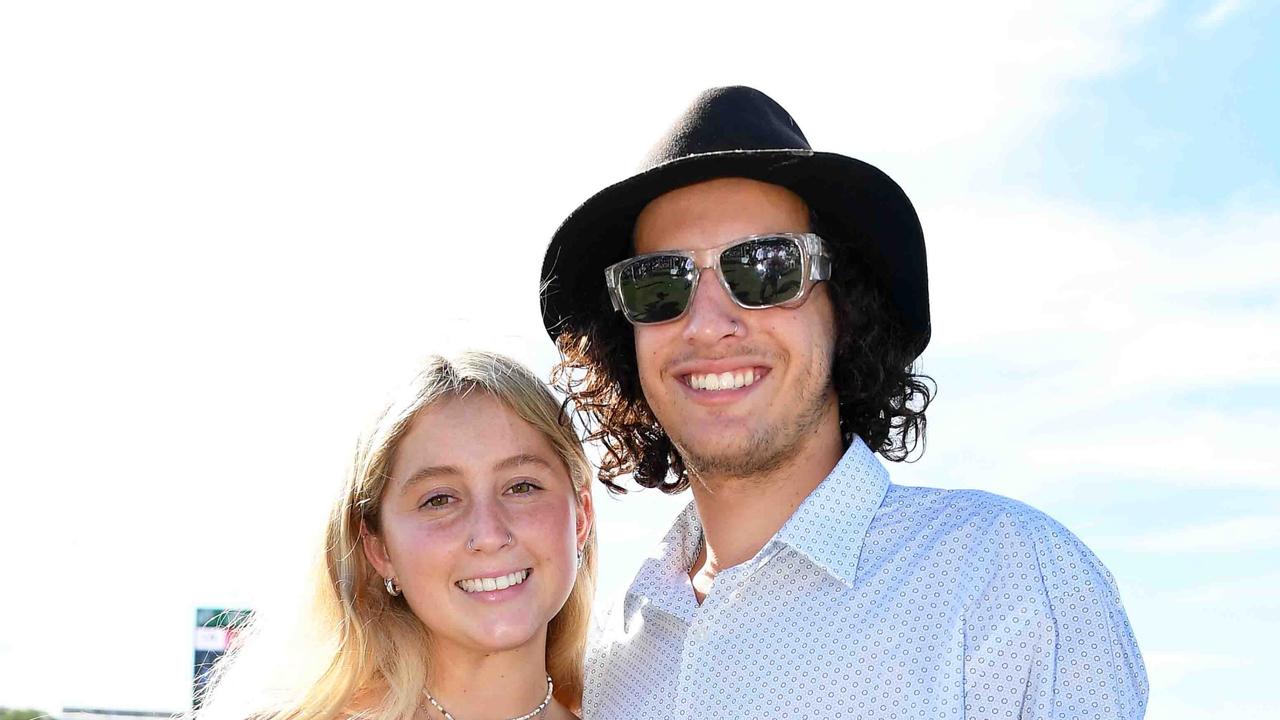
[539,87,1147,719]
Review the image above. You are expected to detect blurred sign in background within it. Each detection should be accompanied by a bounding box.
[192,609,252,709]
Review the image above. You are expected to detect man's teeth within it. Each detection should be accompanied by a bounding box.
[457,569,529,593]
[689,368,755,391]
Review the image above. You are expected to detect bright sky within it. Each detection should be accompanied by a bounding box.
[1,2,1277,718]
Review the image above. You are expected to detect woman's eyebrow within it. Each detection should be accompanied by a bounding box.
[398,454,552,494]
[400,464,460,494]
[492,453,554,473]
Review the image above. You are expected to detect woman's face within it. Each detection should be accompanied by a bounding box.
[364,392,592,655]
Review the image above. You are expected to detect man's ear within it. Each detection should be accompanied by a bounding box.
[361,520,395,579]
[575,485,594,552]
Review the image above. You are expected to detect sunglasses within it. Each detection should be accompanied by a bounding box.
[604,233,832,325]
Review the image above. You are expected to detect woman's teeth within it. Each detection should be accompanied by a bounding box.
[689,368,755,391]
[457,569,529,593]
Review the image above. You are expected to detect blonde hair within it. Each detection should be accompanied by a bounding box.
[198,351,597,720]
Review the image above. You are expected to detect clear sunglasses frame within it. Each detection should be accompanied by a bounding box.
[603,232,832,325]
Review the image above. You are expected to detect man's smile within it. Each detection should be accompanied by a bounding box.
[685,367,765,391]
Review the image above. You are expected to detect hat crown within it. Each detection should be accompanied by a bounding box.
[641,86,812,170]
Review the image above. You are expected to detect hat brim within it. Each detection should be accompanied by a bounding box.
[540,149,930,356]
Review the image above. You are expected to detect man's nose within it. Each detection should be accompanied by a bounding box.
[681,270,743,346]
[466,499,515,552]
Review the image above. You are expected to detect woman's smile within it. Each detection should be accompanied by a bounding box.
[456,567,530,593]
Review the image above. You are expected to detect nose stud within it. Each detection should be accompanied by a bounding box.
[467,533,513,551]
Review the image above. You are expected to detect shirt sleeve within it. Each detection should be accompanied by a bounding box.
[962,504,1148,719]
[1031,512,1147,718]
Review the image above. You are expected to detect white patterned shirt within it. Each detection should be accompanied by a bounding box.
[583,439,1148,719]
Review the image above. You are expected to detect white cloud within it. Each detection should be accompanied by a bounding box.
[1123,571,1280,718]
[1098,515,1280,553]
[901,195,1280,495]
[1162,571,1280,607]
[926,199,1280,362]
[1127,0,1168,22]
[1145,649,1246,687]
[1192,0,1246,30]
[1147,697,1279,720]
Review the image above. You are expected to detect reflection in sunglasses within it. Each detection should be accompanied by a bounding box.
[606,233,829,324]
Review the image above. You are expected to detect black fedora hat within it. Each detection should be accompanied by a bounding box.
[540,85,930,357]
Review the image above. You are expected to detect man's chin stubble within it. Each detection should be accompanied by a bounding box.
[677,392,834,490]
[681,436,795,489]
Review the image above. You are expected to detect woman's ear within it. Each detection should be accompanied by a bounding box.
[361,519,395,579]
[574,485,594,552]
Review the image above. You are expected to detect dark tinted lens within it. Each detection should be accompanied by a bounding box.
[618,254,696,323]
[719,237,803,306]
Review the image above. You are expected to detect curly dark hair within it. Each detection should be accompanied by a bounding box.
[551,211,935,494]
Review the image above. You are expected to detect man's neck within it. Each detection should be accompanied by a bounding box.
[687,413,845,604]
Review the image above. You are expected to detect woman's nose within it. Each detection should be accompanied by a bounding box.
[465,500,515,552]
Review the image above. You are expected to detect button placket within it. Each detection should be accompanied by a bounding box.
[674,615,706,717]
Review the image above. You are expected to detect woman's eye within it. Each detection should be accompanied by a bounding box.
[421,494,454,509]
[507,481,540,495]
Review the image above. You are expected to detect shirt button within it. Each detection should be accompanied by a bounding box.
[689,625,706,642]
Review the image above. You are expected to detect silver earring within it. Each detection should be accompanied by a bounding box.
[384,576,401,597]
[575,550,583,571]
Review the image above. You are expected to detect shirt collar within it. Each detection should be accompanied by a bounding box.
[628,438,891,615]
[629,500,703,621]
[772,437,890,588]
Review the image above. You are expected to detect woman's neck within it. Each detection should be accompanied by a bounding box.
[423,635,554,719]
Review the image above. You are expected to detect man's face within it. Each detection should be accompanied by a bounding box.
[631,177,839,480]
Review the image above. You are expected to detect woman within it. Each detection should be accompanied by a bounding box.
[199,351,596,720]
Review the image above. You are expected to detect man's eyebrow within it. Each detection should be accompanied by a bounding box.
[493,453,555,473]
[400,465,461,494]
